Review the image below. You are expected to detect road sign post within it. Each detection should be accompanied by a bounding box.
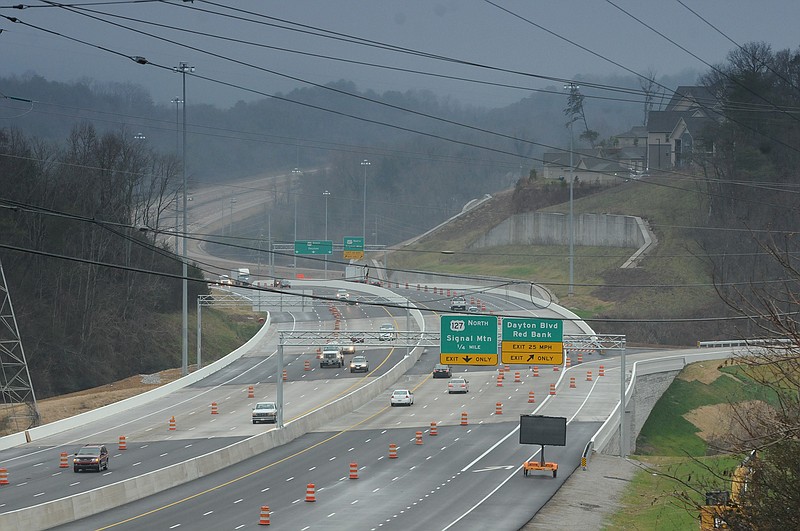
[501,317,563,365]
[440,315,498,366]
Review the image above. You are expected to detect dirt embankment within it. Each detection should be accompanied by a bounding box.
[1,368,186,436]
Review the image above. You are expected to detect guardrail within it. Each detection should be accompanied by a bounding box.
[697,338,789,348]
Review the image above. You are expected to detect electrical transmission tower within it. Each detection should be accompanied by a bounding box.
[0,259,39,431]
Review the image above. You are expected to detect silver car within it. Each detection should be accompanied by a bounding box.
[350,355,369,373]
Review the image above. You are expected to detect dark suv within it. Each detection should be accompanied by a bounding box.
[73,444,110,472]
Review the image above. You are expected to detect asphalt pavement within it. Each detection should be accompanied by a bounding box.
[523,454,640,530]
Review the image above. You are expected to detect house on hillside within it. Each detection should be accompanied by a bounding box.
[541,86,719,181]
[646,85,718,170]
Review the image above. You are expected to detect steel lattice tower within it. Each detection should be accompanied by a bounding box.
[0,258,39,431]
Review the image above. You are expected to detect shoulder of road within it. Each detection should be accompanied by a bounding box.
[524,454,639,529]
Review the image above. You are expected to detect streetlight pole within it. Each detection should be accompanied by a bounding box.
[292,168,301,269]
[174,61,194,377]
[564,83,578,297]
[171,97,182,254]
[323,190,330,279]
[361,159,370,240]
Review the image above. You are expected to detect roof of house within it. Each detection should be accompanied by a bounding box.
[665,85,718,113]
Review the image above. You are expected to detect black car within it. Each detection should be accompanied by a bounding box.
[433,364,452,378]
[73,444,110,472]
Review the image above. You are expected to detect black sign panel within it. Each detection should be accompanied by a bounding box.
[519,415,567,446]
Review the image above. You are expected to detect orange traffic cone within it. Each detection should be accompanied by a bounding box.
[349,462,359,479]
[389,443,398,458]
[248,386,255,398]
[118,435,127,451]
[495,402,503,415]
[305,483,316,502]
[59,451,69,468]
[430,421,438,436]
[528,390,536,403]
[169,416,176,430]
[460,411,468,426]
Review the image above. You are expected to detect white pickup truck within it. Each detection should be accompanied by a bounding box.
[320,346,344,368]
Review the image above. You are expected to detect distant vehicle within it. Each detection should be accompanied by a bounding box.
[273,278,291,288]
[379,323,396,341]
[432,364,451,378]
[73,444,109,472]
[230,267,251,286]
[468,305,480,313]
[350,355,369,373]
[450,296,467,311]
[218,274,233,285]
[447,378,469,394]
[252,401,278,424]
[340,344,356,355]
[320,346,344,368]
[390,389,414,406]
[336,289,350,300]
[345,264,367,283]
[350,334,365,343]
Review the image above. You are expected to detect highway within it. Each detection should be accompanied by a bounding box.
[0,273,726,530]
[0,286,413,514]
[0,174,737,529]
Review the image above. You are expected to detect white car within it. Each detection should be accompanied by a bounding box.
[336,289,350,300]
[390,389,414,407]
[447,378,469,394]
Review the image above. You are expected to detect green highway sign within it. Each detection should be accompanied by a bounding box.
[343,236,364,259]
[501,317,563,365]
[294,240,333,255]
[440,315,498,366]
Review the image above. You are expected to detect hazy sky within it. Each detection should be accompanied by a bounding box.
[2,1,800,109]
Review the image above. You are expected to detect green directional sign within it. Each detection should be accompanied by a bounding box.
[294,240,333,255]
[440,315,498,366]
[501,317,563,365]
[343,236,364,259]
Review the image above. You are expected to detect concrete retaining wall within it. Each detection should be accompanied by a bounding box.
[471,212,646,249]
[593,350,741,456]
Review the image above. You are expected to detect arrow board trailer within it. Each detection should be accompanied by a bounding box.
[520,415,566,478]
[439,315,499,366]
